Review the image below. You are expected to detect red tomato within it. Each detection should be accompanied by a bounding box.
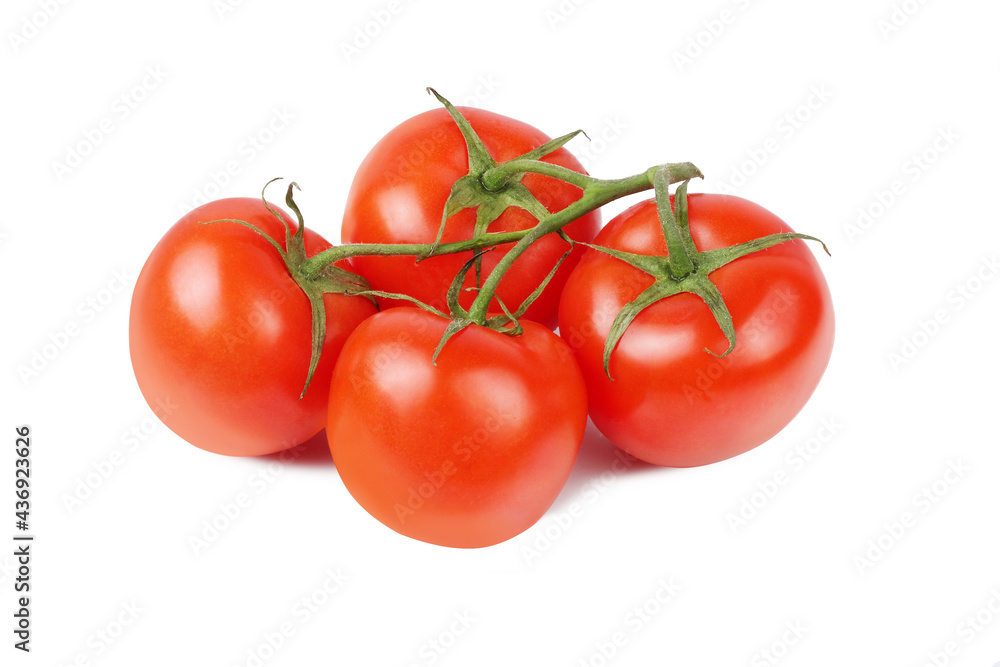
[129,198,376,457]
[327,308,588,548]
[558,194,834,467]
[341,106,600,329]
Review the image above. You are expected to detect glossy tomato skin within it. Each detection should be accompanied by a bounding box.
[129,198,377,457]
[327,308,587,548]
[558,194,834,468]
[342,107,600,329]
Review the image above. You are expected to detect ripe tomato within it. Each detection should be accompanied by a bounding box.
[326,308,588,548]
[129,198,376,457]
[558,194,834,467]
[341,106,600,329]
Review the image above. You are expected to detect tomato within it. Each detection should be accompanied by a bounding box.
[129,198,376,457]
[326,308,588,548]
[341,106,600,329]
[558,194,834,467]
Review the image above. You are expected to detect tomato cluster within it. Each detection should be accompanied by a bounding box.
[130,93,833,548]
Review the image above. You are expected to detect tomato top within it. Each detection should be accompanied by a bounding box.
[342,106,600,328]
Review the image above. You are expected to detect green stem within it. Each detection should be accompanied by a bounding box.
[655,169,696,279]
[303,162,702,283]
[466,164,700,322]
[300,161,703,326]
[481,159,597,191]
[301,231,527,278]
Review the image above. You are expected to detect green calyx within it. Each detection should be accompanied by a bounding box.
[424,88,586,283]
[203,179,375,399]
[357,236,575,366]
[588,167,830,380]
[434,237,574,363]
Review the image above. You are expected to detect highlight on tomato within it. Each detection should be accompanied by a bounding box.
[129,186,376,457]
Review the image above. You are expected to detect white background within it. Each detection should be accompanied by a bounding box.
[3,0,999,665]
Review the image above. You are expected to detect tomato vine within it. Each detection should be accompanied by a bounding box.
[211,89,828,397]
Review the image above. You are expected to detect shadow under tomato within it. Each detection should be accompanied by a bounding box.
[546,419,667,515]
[259,429,335,467]
[576,422,660,476]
